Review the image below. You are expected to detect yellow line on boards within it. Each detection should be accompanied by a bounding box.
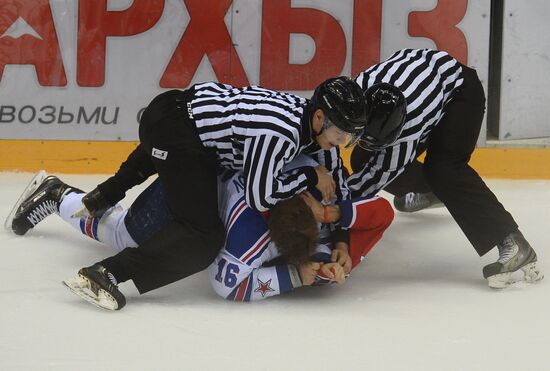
[338,146,550,179]
[0,140,139,174]
[1,140,550,179]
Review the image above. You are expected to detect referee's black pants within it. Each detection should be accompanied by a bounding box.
[97,89,224,293]
[389,66,518,256]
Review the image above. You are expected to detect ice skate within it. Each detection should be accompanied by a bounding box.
[63,264,126,311]
[483,230,544,289]
[393,191,444,212]
[4,170,48,232]
[6,172,82,235]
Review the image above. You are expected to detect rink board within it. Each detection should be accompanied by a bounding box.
[0,139,549,179]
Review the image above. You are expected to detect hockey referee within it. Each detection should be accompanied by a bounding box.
[55,77,367,309]
[348,48,543,289]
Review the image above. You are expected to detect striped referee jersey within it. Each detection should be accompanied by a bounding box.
[347,48,465,198]
[190,82,349,212]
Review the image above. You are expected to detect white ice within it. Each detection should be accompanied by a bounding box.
[0,172,548,371]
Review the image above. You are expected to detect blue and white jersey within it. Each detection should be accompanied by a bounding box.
[209,156,335,302]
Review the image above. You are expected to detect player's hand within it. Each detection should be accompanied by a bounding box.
[300,192,325,223]
[319,263,346,284]
[298,262,321,286]
[332,242,352,274]
[314,165,335,203]
[73,187,111,218]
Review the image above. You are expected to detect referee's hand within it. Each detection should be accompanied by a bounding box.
[314,165,335,203]
[72,188,111,218]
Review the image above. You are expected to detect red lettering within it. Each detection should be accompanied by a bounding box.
[260,0,346,90]
[160,0,248,88]
[0,0,66,86]
[408,0,469,64]
[351,0,382,77]
[77,0,164,86]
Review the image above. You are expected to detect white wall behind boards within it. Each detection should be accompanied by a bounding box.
[499,0,550,140]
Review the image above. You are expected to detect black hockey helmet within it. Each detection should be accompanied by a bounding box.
[358,83,407,150]
[311,76,367,136]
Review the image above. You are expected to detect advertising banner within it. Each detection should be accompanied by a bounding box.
[0,0,489,141]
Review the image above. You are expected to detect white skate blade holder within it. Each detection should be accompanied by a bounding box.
[4,170,48,232]
[62,275,119,311]
[487,262,544,289]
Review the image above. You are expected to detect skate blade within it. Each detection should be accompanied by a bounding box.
[62,275,119,311]
[487,262,544,289]
[4,170,48,232]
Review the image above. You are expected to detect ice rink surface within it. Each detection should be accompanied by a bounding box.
[0,172,548,371]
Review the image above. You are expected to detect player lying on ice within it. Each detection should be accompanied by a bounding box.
[5,156,393,308]
[5,77,368,311]
[208,163,393,301]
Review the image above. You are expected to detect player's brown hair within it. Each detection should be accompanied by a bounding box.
[268,196,319,264]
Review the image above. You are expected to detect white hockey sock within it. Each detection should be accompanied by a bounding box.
[58,192,88,232]
[58,192,137,251]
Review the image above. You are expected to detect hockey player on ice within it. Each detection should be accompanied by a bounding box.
[4,156,393,308]
[209,164,393,301]
[5,78,369,311]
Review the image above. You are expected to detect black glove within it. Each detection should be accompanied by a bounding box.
[82,187,112,217]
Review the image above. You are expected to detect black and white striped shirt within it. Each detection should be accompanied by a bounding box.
[308,147,350,202]
[190,82,348,212]
[347,49,464,198]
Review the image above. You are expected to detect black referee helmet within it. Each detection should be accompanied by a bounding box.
[359,83,407,150]
[311,76,367,136]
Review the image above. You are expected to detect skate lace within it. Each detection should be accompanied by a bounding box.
[497,237,519,264]
[26,200,57,226]
[106,272,118,286]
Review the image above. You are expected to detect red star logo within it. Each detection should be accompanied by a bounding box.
[254,278,275,297]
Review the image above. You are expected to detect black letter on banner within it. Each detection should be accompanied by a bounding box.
[136,107,146,124]
[58,106,74,124]
[39,106,56,124]
[101,107,119,125]
[0,106,16,123]
[19,105,36,124]
[77,107,101,124]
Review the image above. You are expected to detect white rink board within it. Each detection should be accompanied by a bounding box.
[0,172,548,371]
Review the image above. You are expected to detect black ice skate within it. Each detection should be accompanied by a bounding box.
[393,191,444,212]
[63,264,126,311]
[6,171,82,235]
[483,230,544,289]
